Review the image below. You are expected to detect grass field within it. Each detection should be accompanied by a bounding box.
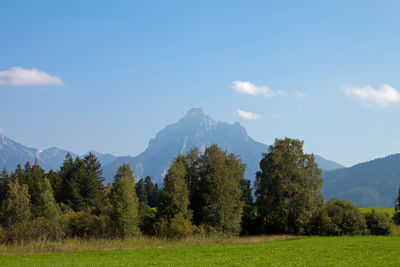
[1,236,400,266]
[359,207,395,216]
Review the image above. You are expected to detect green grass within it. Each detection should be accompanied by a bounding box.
[359,207,395,216]
[1,236,400,266]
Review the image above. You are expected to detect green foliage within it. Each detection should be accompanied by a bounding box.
[35,178,60,220]
[144,176,159,208]
[1,179,31,227]
[58,153,104,213]
[135,178,147,203]
[364,209,392,235]
[109,164,139,237]
[0,169,10,205]
[0,217,65,243]
[308,199,367,235]
[393,186,400,225]
[157,155,190,220]
[255,137,324,234]
[138,202,156,235]
[199,145,244,234]
[67,211,106,238]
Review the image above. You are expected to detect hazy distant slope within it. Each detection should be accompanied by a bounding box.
[314,155,344,171]
[103,108,341,184]
[322,154,400,207]
[0,133,39,170]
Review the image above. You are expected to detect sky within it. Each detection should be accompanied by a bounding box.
[1,0,400,167]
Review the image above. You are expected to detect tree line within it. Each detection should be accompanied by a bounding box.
[0,138,396,242]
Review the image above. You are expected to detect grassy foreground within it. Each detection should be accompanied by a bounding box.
[1,236,400,266]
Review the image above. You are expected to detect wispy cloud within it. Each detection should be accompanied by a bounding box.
[343,84,400,107]
[232,81,283,97]
[295,91,306,97]
[236,109,263,120]
[0,67,64,86]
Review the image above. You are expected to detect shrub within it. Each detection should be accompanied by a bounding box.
[0,217,65,243]
[154,213,194,238]
[307,199,366,236]
[364,209,392,235]
[168,213,194,238]
[67,212,106,238]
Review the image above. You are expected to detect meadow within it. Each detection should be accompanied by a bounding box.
[1,236,400,266]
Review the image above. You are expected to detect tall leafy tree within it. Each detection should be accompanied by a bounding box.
[109,164,139,237]
[35,178,60,219]
[1,179,31,227]
[199,145,244,234]
[255,137,324,234]
[157,155,190,220]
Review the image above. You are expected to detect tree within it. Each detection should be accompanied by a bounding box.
[255,137,324,234]
[240,178,256,235]
[199,145,244,234]
[1,179,31,226]
[136,178,148,203]
[144,176,159,207]
[157,155,190,220]
[81,153,104,212]
[109,164,139,237]
[0,168,10,205]
[393,186,400,225]
[58,153,104,212]
[35,178,60,219]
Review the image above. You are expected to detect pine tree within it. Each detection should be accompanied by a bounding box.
[109,164,139,237]
[255,138,324,234]
[144,176,156,207]
[82,153,104,212]
[0,169,9,205]
[136,178,148,203]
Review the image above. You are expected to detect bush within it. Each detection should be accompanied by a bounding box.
[67,212,107,238]
[364,209,392,235]
[138,202,156,236]
[392,212,400,225]
[0,217,65,243]
[154,213,194,238]
[307,199,367,236]
[168,213,194,238]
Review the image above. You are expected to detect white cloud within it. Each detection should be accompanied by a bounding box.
[295,91,306,97]
[236,109,263,120]
[343,84,400,107]
[0,67,64,86]
[232,81,282,97]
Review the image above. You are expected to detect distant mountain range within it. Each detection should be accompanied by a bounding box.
[322,154,400,207]
[2,108,399,207]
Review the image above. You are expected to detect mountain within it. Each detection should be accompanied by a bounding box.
[0,133,78,171]
[102,108,341,184]
[314,155,344,171]
[0,133,39,170]
[0,108,344,191]
[322,154,400,207]
[39,147,79,170]
[83,150,118,166]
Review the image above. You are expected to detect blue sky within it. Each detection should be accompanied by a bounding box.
[1,0,400,166]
